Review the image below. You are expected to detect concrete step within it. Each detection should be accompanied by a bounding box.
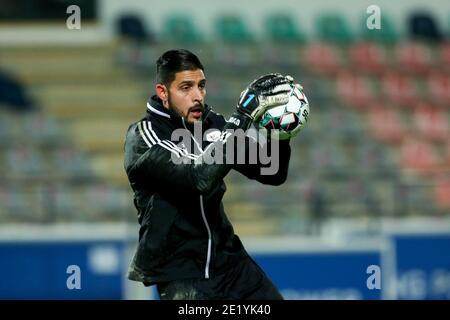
[69,119,132,153]
[42,100,144,119]
[33,82,147,119]
[232,218,280,236]
[90,154,128,187]
[0,45,137,84]
[33,83,146,100]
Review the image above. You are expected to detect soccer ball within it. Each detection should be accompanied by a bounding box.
[258,84,310,140]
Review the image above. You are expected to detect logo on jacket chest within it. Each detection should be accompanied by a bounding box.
[205,130,222,142]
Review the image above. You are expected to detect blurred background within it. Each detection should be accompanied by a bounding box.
[0,0,449,300]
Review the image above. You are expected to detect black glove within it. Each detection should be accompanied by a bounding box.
[237,73,292,120]
[227,73,292,130]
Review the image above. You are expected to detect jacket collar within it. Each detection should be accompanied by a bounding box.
[146,101,171,119]
[146,95,212,129]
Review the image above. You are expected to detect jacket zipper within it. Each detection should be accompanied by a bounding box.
[200,195,212,279]
[182,117,212,279]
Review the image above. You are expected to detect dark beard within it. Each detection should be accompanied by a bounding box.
[167,94,204,118]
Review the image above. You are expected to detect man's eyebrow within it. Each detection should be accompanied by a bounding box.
[178,79,206,86]
[178,80,194,86]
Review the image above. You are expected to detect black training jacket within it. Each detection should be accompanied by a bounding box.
[124,95,291,285]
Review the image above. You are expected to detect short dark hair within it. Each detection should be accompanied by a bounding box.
[156,49,204,86]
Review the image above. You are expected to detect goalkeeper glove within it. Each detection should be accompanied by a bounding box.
[228,73,291,130]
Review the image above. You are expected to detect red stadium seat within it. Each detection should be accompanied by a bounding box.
[367,106,408,144]
[434,178,450,209]
[427,72,450,107]
[439,42,450,72]
[336,72,376,109]
[303,42,342,75]
[394,41,433,74]
[413,104,450,143]
[381,72,419,107]
[349,42,389,74]
[445,142,450,167]
[400,138,442,175]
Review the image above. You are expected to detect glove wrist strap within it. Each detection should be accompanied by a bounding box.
[225,111,253,131]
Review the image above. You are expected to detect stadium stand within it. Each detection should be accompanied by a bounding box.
[1,9,449,234]
[116,14,154,43]
[315,13,354,44]
[408,11,444,43]
[163,14,203,45]
[360,14,398,44]
[264,13,306,44]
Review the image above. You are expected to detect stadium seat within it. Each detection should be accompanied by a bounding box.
[53,184,128,222]
[264,13,306,44]
[381,72,419,107]
[53,187,84,221]
[303,43,343,75]
[22,111,65,148]
[4,146,49,181]
[0,186,41,222]
[355,142,395,177]
[213,15,258,69]
[348,42,389,74]
[408,12,444,43]
[400,138,442,175]
[0,70,34,111]
[309,142,350,176]
[215,15,254,44]
[315,13,353,44]
[413,104,450,142]
[51,147,92,180]
[434,178,450,209]
[439,42,450,73]
[394,41,434,74]
[0,110,16,147]
[321,109,365,142]
[367,106,408,144]
[262,45,302,69]
[211,46,260,70]
[446,142,450,166]
[336,72,376,109]
[427,72,450,107]
[360,15,398,44]
[163,15,203,44]
[83,184,128,220]
[261,13,306,68]
[346,178,382,216]
[115,14,153,43]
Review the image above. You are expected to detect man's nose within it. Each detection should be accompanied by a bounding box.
[192,87,203,102]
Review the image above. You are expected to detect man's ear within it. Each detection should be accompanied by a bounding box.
[156,84,168,104]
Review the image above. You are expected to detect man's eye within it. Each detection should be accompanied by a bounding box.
[181,86,190,90]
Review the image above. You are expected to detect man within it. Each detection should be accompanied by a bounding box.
[124,49,301,300]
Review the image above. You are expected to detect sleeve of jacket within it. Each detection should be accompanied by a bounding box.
[124,119,251,195]
[232,134,291,186]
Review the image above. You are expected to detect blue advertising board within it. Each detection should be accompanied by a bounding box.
[1,231,449,300]
[0,240,125,299]
[391,233,450,300]
[253,250,382,300]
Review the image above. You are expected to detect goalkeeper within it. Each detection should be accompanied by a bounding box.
[124,49,305,300]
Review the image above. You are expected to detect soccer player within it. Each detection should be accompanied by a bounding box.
[124,49,300,299]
